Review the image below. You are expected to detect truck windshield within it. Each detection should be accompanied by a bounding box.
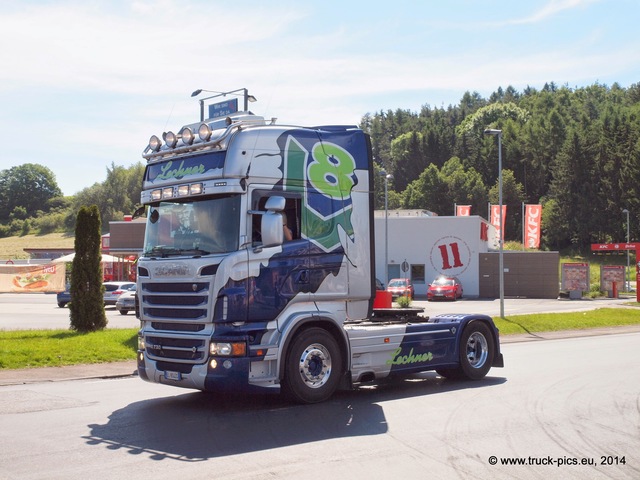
[143,195,240,257]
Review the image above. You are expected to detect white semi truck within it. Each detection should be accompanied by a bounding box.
[135,96,504,403]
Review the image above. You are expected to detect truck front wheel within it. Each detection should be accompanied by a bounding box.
[282,328,342,404]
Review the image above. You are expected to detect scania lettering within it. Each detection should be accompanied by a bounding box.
[135,94,504,403]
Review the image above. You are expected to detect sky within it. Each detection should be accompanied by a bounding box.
[1,0,639,196]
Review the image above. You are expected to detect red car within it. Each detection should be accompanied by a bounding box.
[386,278,414,299]
[427,276,463,301]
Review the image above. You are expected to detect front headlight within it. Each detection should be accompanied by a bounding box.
[210,342,246,356]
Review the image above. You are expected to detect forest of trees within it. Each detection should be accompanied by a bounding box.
[364,81,640,250]
[0,162,144,238]
[1,81,639,252]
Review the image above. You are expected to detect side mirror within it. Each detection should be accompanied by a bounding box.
[261,212,284,247]
[132,206,146,220]
[260,196,285,247]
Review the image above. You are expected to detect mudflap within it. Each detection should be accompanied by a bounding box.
[493,352,504,368]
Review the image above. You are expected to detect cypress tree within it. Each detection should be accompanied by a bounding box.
[69,205,107,332]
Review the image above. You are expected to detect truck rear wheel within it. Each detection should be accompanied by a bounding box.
[282,328,342,404]
[458,321,494,380]
[437,321,494,380]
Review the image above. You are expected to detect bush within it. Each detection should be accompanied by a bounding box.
[396,295,412,308]
[35,212,68,234]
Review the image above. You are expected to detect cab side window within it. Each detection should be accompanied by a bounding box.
[251,191,302,245]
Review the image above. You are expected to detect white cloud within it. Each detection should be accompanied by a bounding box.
[498,0,601,26]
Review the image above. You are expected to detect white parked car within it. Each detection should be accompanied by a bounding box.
[114,284,137,314]
[104,282,135,306]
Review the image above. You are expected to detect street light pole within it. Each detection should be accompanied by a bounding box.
[381,171,393,285]
[623,208,630,292]
[484,129,504,318]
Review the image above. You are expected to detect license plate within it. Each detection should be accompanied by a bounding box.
[164,370,182,381]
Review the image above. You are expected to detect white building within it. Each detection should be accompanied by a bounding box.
[374,211,497,298]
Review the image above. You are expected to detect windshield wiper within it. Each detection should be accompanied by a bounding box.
[180,248,211,256]
[146,246,212,258]
[146,246,181,258]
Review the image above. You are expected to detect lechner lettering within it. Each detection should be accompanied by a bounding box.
[387,347,433,365]
[157,160,205,180]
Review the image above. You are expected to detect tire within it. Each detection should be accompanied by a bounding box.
[437,322,494,380]
[118,309,128,315]
[282,328,342,404]
[58,302,66,308]
[458,321,494,380]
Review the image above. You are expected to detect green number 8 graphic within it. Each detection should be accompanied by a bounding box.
[308,143,356,198]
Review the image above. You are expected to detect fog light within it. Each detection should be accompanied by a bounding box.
[198,123,212,141]
[164,131,178,148]
[148,135,162,152]
[181,127,194,145]
[210,359,217,369]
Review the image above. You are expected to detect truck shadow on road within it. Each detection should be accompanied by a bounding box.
[84,374,506,462]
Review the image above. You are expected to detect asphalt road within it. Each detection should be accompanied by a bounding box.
[1,332,638,479]
[0,293,140,330]
[0,292,634,331]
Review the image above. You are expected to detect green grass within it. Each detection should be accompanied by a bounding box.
[0,329,137,370]
[1,307,640,370]
[494,307,640,335]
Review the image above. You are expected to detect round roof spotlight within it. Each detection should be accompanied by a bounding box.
[148,135,162,152]
[198,123,212,141]
[181,127,194,145]
[164,131,178,148]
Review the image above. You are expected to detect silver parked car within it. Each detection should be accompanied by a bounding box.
[103,282,135,306]
[114,284,137,315]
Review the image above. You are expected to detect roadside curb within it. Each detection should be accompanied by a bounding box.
[1,325,640,387]
[0,361,137,387]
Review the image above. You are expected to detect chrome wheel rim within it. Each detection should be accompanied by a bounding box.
[298,343,332,388]
[466,332,488,368]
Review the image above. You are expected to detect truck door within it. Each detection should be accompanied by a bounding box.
[246,190,310,323]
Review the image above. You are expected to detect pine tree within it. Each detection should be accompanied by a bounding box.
[69,205,107,332]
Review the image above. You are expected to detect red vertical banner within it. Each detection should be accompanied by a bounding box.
[456,205,471,216]
[490,204,507,241]
[524,204,542,249]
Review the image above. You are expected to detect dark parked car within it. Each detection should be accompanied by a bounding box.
[386,278,414,299]
[375,278,385,291]
[56,286,71,308]
[427,276,463,301]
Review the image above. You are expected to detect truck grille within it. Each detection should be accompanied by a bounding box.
[145,336,206,362]
[140,282,209,321]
